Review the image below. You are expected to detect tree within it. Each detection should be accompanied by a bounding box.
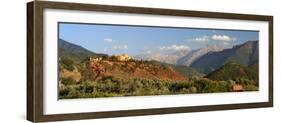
[60,57,75,71]
[61,77,76,85]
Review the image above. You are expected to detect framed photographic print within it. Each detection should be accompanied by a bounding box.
[27,1,273,122]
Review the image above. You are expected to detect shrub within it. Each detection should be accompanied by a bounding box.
[244,85,258,91]
[190,86,197,93]
[60,58,75,71]
[61,77,76,85]
[59,76,249,99]
[59,88,69,98]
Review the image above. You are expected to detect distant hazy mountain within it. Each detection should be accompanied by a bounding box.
[177,45,227,66]
[191,41,258,74]
[134,49,191,65]
[58,39,106,63]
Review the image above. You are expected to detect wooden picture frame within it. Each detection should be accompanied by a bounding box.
[27,1,273,122]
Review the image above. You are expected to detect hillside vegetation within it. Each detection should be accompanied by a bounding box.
[58,39,259,99]
[59,55,258,99]
[206,62,258,91]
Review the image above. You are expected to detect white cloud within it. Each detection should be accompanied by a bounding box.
[193,35,209,42]
[124,44,128,49]
[104,38,113,43]
[103,48,107,52]
[223,42,230,46]
[112,44,128,50]
[145,50,152,54]
[211,34,234,42]
[159,45,190,51]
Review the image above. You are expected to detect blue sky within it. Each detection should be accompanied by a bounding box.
[59,23,258,56]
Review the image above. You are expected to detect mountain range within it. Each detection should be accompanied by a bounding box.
[59,39,258,80]
[190,41,258,74]
[177,45,227,66]
[135,41,258,74]
[58,39,203,82]
[134,49,191,65]
[58,39,259,98]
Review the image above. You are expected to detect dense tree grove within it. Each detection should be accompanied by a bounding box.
[59,76,258,99]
